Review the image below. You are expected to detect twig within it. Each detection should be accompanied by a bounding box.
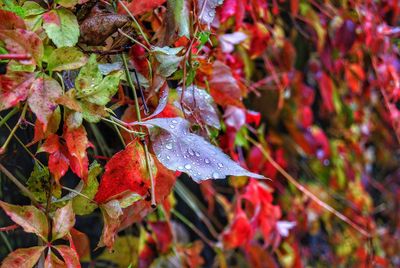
[0,163,39,206]
[0,224,19,232]
[0,103,27,154]
[122,53,156,207]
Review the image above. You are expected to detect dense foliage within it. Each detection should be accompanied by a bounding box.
[0,0,399,267]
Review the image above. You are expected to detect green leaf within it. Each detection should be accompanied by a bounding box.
[72,161,101,215]
[56,0,79,8]
[42,8,79,48]
[81,71,122,106]
[27,162,56,203]
[22,1,46,17]
[0,201,49,241]
[2,0,26,18]
[75,54,102,91]
[47,47,87,72]
[167,0,189,37]
[152,46,184,77]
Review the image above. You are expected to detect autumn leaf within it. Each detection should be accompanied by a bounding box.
[151,46,183,77]
[0,70,35,111]
[0,201,49,241]
[198,0,224,25]
[64,125,90,181]
[118,0,166,16]
[0,9,26,30]
[44,249,65,268]
[0,28,43,66]
[28,76,62,130]
[136,117,264,182]
[94,141,155,203]
[53,245,81,268]
[52,202,75,241]
[0,246,45,268]
[40,134,70,183]
[42,8,79,48]
[98,200,123,248]
[177,85,220,129]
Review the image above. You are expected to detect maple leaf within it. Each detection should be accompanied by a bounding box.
[94,141,155,203]
[135,117,264,182]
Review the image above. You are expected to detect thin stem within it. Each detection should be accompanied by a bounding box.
[0,107,19,128]
[171,209,215,249]
[0,164,39,206]
[122,53,156,207]
[118,29,150,52]
[0,232,12,253]
[0,103,27,153]
[0,54,31,60]
[117,0,151,47]
[246,135,371,238]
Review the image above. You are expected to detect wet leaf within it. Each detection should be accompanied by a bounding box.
[0,246,45,268]
[43,8,79,48]
[198,0,224,25]
[52,202,75,241]
[0,201,49,241]
[26,162,61,203]
[176,85,220,129]
[47,47,87,72]
[28,76,62,130]
[72,161,101,215]
[137,117,264,182]
[118,0,166,16]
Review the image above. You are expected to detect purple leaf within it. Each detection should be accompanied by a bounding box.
[137,117,264,182]
[176,85,220,129]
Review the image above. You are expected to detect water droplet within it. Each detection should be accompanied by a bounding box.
[184,164,192,170]
[165,143,173,150]
[212,172,220,179]
[195,152,200,157]
[169,124,175,129]
[218,163,224,168]
[166,155,170,160]
[178,166,184,170]
[188,148,195,156]
[172,120,178,124]
[205,158,210,164]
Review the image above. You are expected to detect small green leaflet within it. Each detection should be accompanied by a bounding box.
[43,8,79,48]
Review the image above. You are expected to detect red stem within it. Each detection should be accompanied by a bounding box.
[0,54,31,60]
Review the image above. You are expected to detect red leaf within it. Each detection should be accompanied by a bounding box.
[118,0,166,16]
[0,29,43,66]
[53,245,81,268]
[41,134,70,182]
[209,61,244,107]
[149,221,173,253]
[0,201,49,241]
[28,77,62,130]
[316,72,335,113]
[222,204,253,249]
[98,200,123,248]
[0,70,34,111]
[0,10,26,30]
[64,125,89,181]
[94,141,150,203]
[1,246,45,268]
[69,229,91,262]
